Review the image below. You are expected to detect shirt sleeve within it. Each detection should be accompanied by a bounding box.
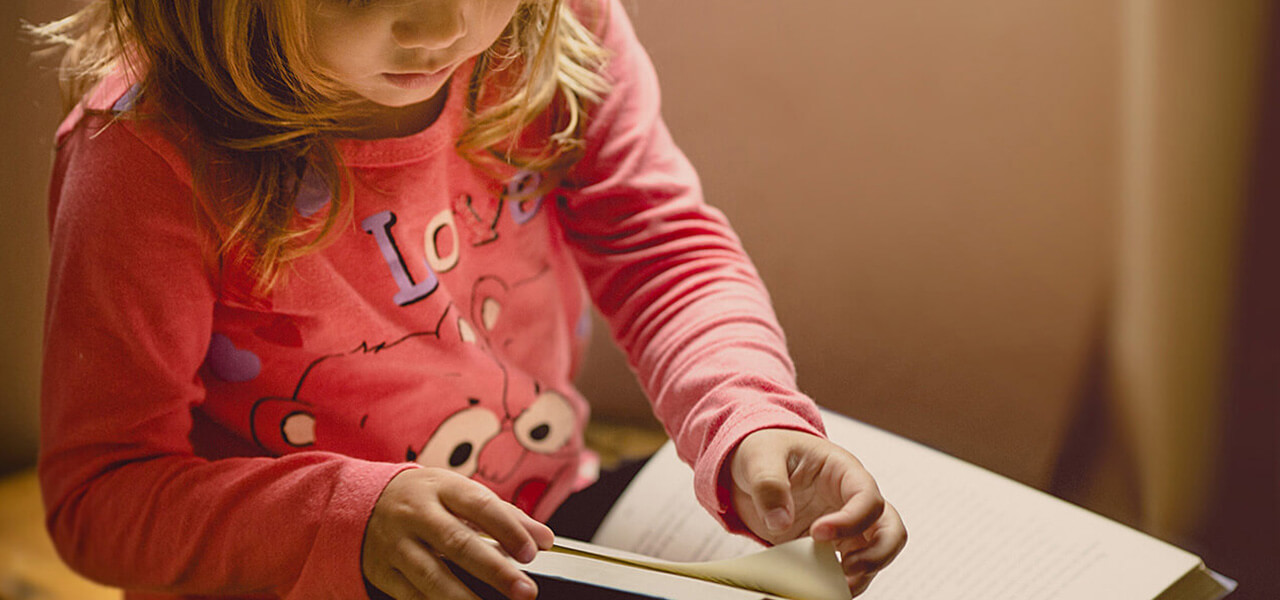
[39,108,412,599]
[559,0,827,531]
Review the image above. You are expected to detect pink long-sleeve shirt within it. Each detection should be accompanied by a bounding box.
[39,2,824,598]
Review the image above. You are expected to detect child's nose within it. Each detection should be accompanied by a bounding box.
[392,3,468,50]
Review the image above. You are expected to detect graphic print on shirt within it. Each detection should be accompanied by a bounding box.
[245,305,477,456]
[405,365,579,515]
[207,333,263,383]
[469,265,555,356]
[246,303,581,516]
[201,168,578,514]
[361,170,550,307]
[453,193,502,246]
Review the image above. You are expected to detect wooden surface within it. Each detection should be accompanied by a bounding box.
[0,421,665,600]
[0,470,118,600]
[583,419,668,469]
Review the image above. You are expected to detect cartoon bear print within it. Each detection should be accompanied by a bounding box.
[249,304,581,516]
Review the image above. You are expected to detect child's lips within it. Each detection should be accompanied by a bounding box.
[383,63,455,89]
[382,72,436,90]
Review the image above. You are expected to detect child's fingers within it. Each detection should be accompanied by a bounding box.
[367,566,423,600]
[732,440,796,534]
[389,540,484,600]
[810,481,885,542]
[520,511,556,551]
[439,481,546,563]
[419,505,538,600]
[846,571,876,598]
[840,502,907,574]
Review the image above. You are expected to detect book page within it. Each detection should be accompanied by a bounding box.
[524,548,774,600]
[546,536,849,600]
[594,409,1222,600]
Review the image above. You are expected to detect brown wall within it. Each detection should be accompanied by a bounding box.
[579,0,1121,491]
[0,1,72,475]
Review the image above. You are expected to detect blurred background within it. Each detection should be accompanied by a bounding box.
[2,0,1277,599]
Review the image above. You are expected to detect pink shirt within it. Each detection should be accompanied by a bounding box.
[39,2,824,598]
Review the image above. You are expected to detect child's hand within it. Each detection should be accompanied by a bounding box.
[727,428,907,596]
[362,468,554,600]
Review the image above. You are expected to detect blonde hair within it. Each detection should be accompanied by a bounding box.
[31,0,610,293]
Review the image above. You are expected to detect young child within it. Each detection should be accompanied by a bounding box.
[35,1,906,599]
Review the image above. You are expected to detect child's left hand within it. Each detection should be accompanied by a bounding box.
[727,428,907,596]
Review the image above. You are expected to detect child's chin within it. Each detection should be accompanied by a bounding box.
[367,90,445,109]
[350,81,447,109]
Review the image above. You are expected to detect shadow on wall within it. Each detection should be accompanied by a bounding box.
[1206,6,1280,594]
[0,0,77,475]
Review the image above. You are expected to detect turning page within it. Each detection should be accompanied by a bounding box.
[527,536,848,600]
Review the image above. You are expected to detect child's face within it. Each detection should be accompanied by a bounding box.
[309,0,523,109]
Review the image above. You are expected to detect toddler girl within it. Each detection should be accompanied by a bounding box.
[35,1,906,599]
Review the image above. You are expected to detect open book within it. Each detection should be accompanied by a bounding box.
[518,409,1235,600]
[521,536,847,600]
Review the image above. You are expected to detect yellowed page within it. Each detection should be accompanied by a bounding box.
[548,537,849,600]
[523,547,775,600]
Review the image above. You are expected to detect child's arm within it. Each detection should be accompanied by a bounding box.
[561,0,827,514]
[560,0,904,593]
[40,110,406,599]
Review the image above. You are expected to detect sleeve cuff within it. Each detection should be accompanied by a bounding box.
[287,460,420,600]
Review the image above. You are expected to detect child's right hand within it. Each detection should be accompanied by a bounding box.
[362,468,554,600]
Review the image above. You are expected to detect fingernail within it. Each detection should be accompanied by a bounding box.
[765,508,791,532]
[517,542,537,563]
[513,578,537,600]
